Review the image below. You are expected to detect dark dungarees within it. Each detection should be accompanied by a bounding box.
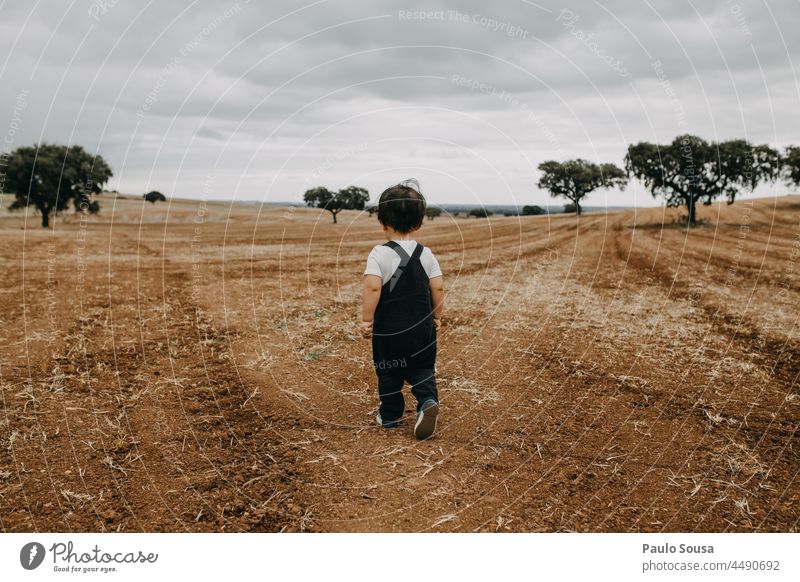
[372,242,438,422]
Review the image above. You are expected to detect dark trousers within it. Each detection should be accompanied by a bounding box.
[377,367,438,423]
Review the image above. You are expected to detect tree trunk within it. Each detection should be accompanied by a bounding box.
[41,208,50,228]
[575,200,582,215]
[331,210,338,224]
[686,195,696,226]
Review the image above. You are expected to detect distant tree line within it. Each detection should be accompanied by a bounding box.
[308,135,796,228]
[3,138,799,228]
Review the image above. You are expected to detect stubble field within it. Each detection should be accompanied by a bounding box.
[0,193,798,532]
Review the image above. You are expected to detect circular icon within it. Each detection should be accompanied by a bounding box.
[20,542,46,570]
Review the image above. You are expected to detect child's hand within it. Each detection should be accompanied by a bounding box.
[361,320,373,338]
[434,317,442,331]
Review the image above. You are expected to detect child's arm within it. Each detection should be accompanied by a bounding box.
[429,275,445,330]
[362,275,383,337]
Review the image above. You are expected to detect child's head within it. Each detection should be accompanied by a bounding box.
[377,179,427,234]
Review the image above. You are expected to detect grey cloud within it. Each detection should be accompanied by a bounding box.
[0,0,797,206]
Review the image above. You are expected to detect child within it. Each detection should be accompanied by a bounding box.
[361,179,445,440]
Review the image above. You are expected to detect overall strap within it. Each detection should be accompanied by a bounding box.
[384,240,411,261]
[384,241,416,292]
[411,243,425,260]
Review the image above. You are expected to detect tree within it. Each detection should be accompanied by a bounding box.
[337,186,370,216]
[537,159,627,216]
[625,135,779,226]
[303,186,335,221]
[425,207,442,220]
[782,145,800,188]
[143,190,167,204]
[5,143,112,227]
[469,208,492,218]
[303,185,369,223]
[521,205,545,216]
[713,140,780,204]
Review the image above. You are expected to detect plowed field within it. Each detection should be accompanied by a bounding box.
[1,194,797,532]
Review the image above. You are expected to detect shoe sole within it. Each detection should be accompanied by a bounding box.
[414,401,439,440]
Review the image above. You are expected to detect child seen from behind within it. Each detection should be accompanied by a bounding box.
[362,179,444,440]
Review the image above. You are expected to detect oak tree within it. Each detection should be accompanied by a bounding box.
[5,144,112,227]
[537,159,627,216]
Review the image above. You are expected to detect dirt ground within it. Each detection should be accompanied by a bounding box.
[0,193,798,532]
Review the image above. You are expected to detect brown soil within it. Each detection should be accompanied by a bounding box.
[0,193,798,532]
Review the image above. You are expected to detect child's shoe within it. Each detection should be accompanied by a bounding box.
[414,400,439,440]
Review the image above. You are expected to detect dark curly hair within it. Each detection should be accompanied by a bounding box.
[376,179,427,233]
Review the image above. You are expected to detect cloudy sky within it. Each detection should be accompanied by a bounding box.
[1,0,797,207]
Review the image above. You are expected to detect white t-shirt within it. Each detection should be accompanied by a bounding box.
[364,240,443,285]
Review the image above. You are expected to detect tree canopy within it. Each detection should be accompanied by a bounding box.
[521,205,545,216]
[303,185,369,223]
[5,143,112,227]
[625,135,779,226]
[469,207,492,218]
[537,159,627,215]
[782,146,800,188]
[143,190,167,204]
[425,207,443,220]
